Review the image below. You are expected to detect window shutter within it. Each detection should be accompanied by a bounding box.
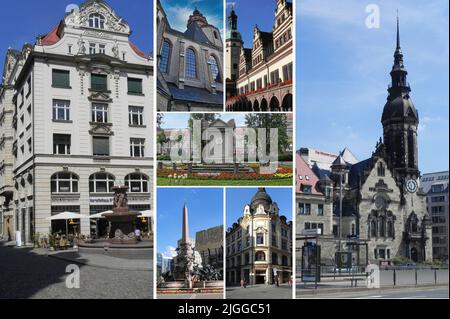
[52,70,70,88]
[91,74,108,91]
[128,78,143,94]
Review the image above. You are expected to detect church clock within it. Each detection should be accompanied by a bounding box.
[405,179,418,193]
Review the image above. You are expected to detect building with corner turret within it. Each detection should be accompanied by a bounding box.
[226,188,292,286]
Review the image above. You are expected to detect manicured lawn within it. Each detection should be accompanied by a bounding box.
[157,177,293,186]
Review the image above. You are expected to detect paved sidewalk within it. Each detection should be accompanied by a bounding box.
[0,245,152,299]
[227,284,293,299]
[48,250,153,271]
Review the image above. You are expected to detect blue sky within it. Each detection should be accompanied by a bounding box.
[157,188,223,257]
[161,0,223,35]
[160,113,246,129]
[226,188,292,228]
[296,0,449,173]
[226,0,286,48]
[0,0,153,77]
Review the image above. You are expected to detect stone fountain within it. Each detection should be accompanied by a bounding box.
[78,185,153,259]
[158,204,223,293]
[105,186,140,244]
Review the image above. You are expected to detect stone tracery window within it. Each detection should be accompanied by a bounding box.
[89,13,105,29]
[159,40,171,73]
[209,55,221,82]
[377,162,385,177]
[185,48,197,79]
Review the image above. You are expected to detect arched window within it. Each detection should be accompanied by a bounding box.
[159,40,171,73]
[185,48,197,78]
[125,173,149,193]
[370,219,377,237]
[387,220,394,238]
[377,162,385,177]
[411,219,418,233]
[51,172,79,193]
[89,173,115,193]
[209,55,221,82]
[89,13,105,29]
[379,216,386,237]
[255,251,266,261]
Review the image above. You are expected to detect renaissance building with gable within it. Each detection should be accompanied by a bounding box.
[296,20,432,265]
[156,0,224,112]
[0,0,154,243]
[225,0,293,112]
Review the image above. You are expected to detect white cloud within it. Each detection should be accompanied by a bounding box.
[162,246,178,258]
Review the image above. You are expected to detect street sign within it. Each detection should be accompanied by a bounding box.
[303,228,322,236]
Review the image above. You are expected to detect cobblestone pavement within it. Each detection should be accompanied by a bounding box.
[226,284,293,299]
[0,245,153,299]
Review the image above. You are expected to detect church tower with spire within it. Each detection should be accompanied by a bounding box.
[225,5,243,98]
[382,16,420,185]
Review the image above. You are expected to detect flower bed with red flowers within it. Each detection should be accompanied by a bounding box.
[158,166,293,181]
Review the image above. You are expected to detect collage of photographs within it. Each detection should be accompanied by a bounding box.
[0,0,448,302]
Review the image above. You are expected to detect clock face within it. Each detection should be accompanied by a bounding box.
[406,179,418,193]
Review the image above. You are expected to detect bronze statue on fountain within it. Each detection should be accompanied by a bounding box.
[104,186,141,245]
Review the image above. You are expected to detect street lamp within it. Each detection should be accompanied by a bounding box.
[331,154,348,255]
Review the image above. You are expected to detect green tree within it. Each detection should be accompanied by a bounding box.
[245,114,288,154]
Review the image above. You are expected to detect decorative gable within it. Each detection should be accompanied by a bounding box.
[65,1,131,35]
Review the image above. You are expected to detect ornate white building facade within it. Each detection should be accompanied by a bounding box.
[0,0,154,243]
[227,188,292,286]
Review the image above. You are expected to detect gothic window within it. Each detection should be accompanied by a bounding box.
[387,220,394,238]
[370,219,377,237]
[51,172,79,193]
[159,40,171,73]
[89,13,105,29]
[89,173,115,193]
[125,173,149,193]
[377,162,385,177]
[209,55,221,82]
[185,48,197,79]
[379,216,386,237]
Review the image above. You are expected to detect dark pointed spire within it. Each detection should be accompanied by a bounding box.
[389,13,410,94]
[396,11,401,49]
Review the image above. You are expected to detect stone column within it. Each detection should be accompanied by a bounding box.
[182,204,189,244]
[178,40,186,89]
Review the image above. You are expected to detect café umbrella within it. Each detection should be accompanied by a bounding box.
[47,212,83,236]
[139,210,153,232]
[89,210,113,219]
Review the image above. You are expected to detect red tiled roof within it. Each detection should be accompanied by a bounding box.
[41,22,63,46]
[130,41,148,59]
[296,153,322,195]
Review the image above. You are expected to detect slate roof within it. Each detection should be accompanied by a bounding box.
[167,83,223,106]
[348,158,373,188]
